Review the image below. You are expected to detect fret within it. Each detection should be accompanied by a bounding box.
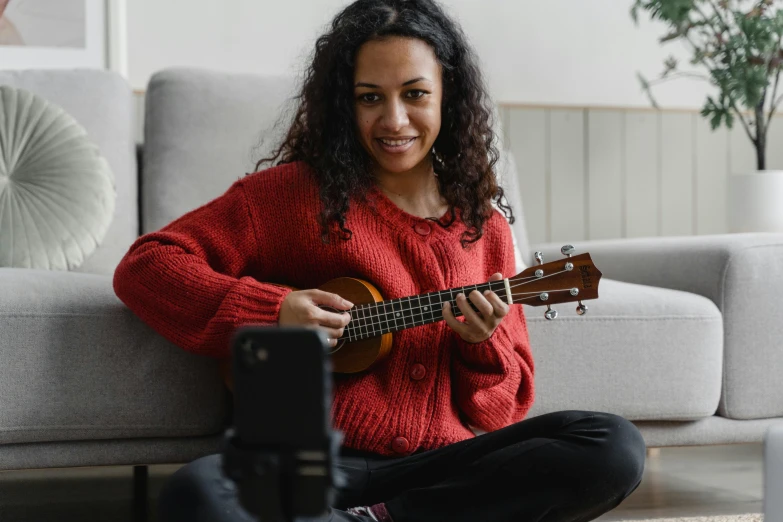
[430,292,444,321]
[359,305,370,339]
[407,296,418,327]
[379,301,393,334]
[348,308,358,340]
[351,306,361,339]
[423,292,436,324]
[400,297,412,328]
[388,300,401,333]
[365,303,378,337]
[392,299,405,331]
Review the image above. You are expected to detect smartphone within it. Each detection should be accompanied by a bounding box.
[229,325,335,519]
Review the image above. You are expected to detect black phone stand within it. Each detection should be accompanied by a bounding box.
[221,428,343,522]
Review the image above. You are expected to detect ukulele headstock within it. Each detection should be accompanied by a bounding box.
[508,245,602,320]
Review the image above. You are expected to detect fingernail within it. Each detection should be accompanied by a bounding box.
[343,299,353,308]
[483,290,491,296]
[458,293,465,299]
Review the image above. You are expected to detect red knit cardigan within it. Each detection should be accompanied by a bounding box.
[113,161,534,456]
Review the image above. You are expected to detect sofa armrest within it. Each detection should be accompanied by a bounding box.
[531,233,783,420]
[531,233,783,307]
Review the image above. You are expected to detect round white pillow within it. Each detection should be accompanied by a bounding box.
[0,85,116,270]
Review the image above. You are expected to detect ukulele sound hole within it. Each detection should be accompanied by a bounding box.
[318,305,350,355]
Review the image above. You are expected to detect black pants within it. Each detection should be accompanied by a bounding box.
[158,410,646,522]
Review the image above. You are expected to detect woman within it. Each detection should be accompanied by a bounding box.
[114,1,646,520]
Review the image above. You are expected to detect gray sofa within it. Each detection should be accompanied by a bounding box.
[0,67,781,473]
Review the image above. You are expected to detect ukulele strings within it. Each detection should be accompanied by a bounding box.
[342,268,575,340]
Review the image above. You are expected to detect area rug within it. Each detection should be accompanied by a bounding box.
[627,513,764,522]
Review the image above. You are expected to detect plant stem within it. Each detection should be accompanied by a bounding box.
[648,72,713,85]
[756,98,767,170]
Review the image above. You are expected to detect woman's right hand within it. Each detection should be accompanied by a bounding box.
[278,290,353,347]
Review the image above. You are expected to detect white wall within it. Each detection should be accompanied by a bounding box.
[127,0,709,109]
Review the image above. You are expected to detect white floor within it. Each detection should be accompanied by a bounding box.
[0,444,765,521]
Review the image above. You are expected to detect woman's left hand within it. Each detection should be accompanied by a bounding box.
[442,272,510,344]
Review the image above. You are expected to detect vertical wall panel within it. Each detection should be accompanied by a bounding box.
[507,108,549,246]
[660,113,695,236]
[549,110,586,243]
[586,110,623,240]
[695,119,729,235]
[625,111,660,238]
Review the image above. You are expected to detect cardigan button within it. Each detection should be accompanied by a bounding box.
[392,436,410,454]
[410,363,426,381]
[414,222,431,236]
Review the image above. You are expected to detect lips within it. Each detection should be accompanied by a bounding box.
[376,137,417,154]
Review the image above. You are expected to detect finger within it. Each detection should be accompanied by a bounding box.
[441,301,466,334]
[467,290,495,320]
[311,307,352,329]
[309,289,354,311]
[483,289,510,318]
[300,324,337,347]
[456,292,487,327]
[320,326,345,344]
[489,272,503,281]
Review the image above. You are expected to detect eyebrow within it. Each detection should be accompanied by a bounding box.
[354,77,431,88]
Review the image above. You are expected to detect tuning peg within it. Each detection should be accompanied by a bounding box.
[576,301,588,316]
[561,245,575,258]
[534,251,544,265]
[545,305,558,320]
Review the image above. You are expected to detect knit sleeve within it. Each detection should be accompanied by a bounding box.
[113,180,292,359]
[451,223,535,432]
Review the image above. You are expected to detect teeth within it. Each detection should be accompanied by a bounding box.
[380,138,414,146]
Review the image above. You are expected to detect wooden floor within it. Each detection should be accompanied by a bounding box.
[0,444,764,521]
[599,444,763,521]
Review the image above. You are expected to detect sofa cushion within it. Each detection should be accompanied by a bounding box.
[0,69,137,276]
[0,268,226,444]
[525,278,723,421]
[142,68,295,234]
[0,86,116,270]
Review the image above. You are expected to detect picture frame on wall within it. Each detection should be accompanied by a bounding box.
[0,0,127,76]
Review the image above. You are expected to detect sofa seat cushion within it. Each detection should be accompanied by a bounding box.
[525,278,723,421]
[0,268,226,444]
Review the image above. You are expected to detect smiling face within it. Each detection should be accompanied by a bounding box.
[353,36,443,179]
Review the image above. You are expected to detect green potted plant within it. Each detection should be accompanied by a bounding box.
[632,0,783,232]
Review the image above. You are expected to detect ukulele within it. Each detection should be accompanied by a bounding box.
[319,244,602,373]
[220,245,601,388]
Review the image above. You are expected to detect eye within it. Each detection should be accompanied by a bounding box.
[358,93,380,103]
[406,90,428,99]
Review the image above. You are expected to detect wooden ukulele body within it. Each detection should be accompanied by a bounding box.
[220,277,392,388]
[318,277,392,374]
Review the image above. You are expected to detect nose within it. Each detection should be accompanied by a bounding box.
[379,98,409,133]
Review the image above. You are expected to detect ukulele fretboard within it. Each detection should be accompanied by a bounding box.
[342,280,510,342]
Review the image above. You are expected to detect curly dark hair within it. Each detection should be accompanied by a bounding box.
[255,0,514,247]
